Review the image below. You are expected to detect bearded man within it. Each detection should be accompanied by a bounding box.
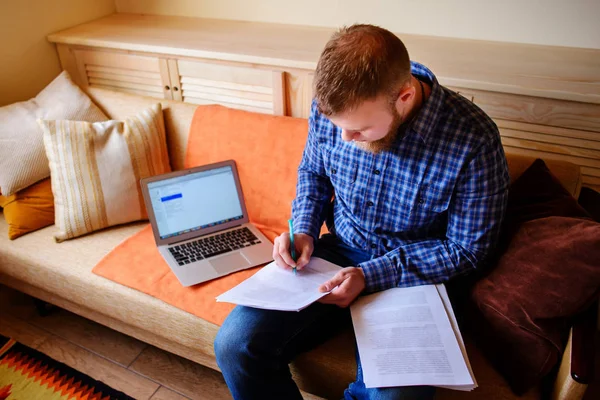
[215,24,509,400]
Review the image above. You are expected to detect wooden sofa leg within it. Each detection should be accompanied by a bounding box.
[553,330,588,400]
[552,301,597,400]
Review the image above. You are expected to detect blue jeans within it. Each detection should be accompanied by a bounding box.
[214,234,436,400]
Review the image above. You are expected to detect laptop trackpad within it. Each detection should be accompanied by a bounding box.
[210,252,250,274]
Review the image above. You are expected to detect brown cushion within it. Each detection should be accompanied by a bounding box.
[506,153,581,198]
[503,159,590,236]
[469,159,600,394]
[578,187,600,222]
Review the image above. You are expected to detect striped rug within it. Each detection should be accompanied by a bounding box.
[0,334,133,399]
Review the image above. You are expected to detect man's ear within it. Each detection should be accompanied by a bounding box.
[396,84,415,107]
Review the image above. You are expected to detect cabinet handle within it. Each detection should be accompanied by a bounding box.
[164,85,170,90]
[173,87,179,92]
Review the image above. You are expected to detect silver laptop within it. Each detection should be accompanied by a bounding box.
[140,160,273,287]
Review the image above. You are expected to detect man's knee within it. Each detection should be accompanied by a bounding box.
[214,311,250,369]
[214,306,278,370]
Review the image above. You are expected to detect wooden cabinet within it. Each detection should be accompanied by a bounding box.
[285,72,314,119]
[59,46,287,115]
[170,59,285,115]
[70,48,171,100]
[49,14,600,191]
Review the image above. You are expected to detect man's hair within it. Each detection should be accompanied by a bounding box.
[314,24,411,116]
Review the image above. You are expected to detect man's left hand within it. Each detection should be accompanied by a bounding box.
[318,267,366,308]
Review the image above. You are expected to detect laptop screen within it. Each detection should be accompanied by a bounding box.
[147,165,244,240]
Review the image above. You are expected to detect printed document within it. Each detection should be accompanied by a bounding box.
[216,257,341,311]
[435,284,478,391]
[350,284,476,390]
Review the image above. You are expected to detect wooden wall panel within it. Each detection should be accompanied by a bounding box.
[497,119,600,192]
[457,87,600,132]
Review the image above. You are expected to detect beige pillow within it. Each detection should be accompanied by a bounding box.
[0,71,108,196]
[38,103,171,242]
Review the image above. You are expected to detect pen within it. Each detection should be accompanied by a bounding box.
[288,219,297,275]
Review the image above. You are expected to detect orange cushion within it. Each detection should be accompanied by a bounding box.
[93,105,310,325]
[0,178,54,239]
[184,105,309,237]
[93,224,261,326]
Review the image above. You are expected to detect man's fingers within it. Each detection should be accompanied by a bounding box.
[273,249,289,270]
[318,268,364,308]
[318,271,347,293]
[318,286,349,306]
[271,238,281,261]
[273,236,294,270]
[272,232,316,271]
[279,248,296,268]
[295,249,311,270]
[318,292,339,304]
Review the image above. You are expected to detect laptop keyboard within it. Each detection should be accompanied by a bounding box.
[168,227,261,266]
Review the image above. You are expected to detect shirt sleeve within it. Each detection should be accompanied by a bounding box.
[359,135,510,293]
[291,102,334,240]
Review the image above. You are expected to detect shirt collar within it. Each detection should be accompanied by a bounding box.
[402,61,446,145]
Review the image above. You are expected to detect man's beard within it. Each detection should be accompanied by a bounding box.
[354,108,404,154]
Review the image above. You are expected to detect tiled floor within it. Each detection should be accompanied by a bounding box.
[0,285,597,400]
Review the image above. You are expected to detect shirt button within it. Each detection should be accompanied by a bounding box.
[418,197,425,204]
[373,169,381,175]
[367,201,374,207]
[370,244,377,249]
[331,168,337,174]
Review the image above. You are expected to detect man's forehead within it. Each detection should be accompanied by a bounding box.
[329,104,389,129]
[329,115,370,132]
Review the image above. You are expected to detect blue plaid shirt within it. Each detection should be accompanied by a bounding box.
[291,61,509,293]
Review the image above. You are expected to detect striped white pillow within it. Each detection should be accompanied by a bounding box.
[38,103,171,242]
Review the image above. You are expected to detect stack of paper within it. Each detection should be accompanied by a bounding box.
[350,284,477,391]
[216,257,341,311]
[216,259,477,391]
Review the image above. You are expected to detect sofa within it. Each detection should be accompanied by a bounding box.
[0,87,591,400]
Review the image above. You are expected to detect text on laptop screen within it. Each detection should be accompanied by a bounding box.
[147,166,244,240]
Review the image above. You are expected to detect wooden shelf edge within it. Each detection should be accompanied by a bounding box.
[46,36,318,71]
[46,13,600,105]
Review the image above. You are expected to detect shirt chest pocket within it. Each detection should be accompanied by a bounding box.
[389,181,452,222]
[324,151,358,205]
[325,151,358,187]
[416,183,452,214]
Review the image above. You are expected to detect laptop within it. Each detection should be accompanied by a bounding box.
[140,160,273,287]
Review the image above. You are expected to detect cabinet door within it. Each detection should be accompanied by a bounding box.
[72,49,172,99]
[170,59,286,115]
[286,71,314,118]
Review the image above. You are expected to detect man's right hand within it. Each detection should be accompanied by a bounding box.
[273,232,314,271]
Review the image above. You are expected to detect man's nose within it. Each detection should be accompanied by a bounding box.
[341,129,355,142]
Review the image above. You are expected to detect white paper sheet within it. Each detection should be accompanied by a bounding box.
[435,284,478,391]
[216,257,342,311]
[350,285,475,389]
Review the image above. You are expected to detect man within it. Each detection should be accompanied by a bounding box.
[215,24,509,399]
